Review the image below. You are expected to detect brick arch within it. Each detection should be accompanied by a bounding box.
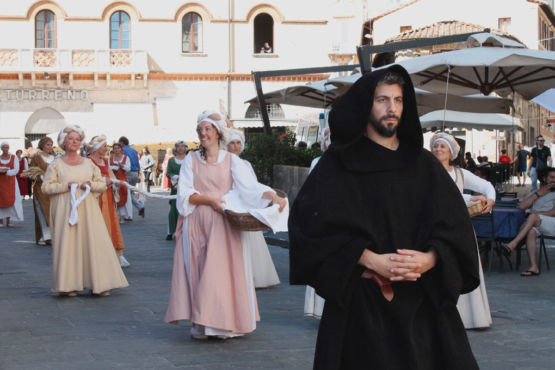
[101,1,141,22]
[246,4,283,23]
[26,0,67,20]
[174,2,213,22]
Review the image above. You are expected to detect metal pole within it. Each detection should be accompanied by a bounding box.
[252,64,360,135]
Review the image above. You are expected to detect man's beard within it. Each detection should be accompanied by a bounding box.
[369,114,400,138]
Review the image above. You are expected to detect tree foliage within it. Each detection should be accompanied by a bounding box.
[241,132,322,185]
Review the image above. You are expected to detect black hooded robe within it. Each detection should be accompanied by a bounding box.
[288,65,480,370]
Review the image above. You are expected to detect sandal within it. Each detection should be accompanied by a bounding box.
[520,270,540,277]
[500,243,511,257]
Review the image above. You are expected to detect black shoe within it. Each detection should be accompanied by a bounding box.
[166,234,173,241]
[139,208,145,218]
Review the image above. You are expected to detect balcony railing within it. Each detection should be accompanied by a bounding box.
[0,49,148,73]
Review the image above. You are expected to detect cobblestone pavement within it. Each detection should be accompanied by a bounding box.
[1,191,554,369]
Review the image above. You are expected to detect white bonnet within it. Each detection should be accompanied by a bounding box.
[0,141,9,148]
[430,132,460,161]
[57,125,85,150]
[226,129,245,153]
[88,135,108,153]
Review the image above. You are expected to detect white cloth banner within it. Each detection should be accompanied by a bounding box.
[69,183,90,225]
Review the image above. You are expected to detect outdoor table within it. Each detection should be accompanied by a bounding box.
[472,206,525,239]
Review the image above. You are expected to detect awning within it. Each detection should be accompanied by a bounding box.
[420,110,523,131]
[531,88,555,113]
[232,119,297,129]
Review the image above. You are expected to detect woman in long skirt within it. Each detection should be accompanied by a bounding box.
[164,114,285,339]
[109,143,132,223]
[431,132,494,329]
[166,141,187,240]
[30,137,55,244]
[88,136,130,268]
[42,125,128,296]
[0,142,24,227]
[226,129,280,288]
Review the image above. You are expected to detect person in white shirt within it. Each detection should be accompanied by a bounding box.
[502,167,555,276]
[0,142,24,227]
[431,132,494,329]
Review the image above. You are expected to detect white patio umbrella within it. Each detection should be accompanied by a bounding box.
[420,110,522,131]
[531,88,555,113]
[246,75,512,115]
[466,33,525,49]
[378,47,555,100]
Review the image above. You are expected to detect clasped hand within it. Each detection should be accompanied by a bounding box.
[359,248,437,282]
[67,181,91,190]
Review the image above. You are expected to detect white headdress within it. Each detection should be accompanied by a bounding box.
[197,117,229,146]
[88,135,108,153]
[0,141,9,148]
[430,132,460,161]
[226,129,245,153]
[57,125,85,150]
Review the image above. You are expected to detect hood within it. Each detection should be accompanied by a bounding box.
[328,64,423,155]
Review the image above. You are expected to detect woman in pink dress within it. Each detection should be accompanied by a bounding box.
[164,114,285,339]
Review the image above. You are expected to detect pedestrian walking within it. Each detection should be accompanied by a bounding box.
[42,125,128,297]
[0,142,24,227]
[140,146,154,193]
[164,115,285,339]
[166,141,187,240]
[29,137,55,245]
[289,65,480,370]
[109,143,132,223]
[226,129,280,289]
[88,135,130,268]
[118,136,145,218]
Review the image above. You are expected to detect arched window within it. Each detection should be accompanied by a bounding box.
[35,10,56,48]
[245,104,284,119]
[254,13,274,54]
[182,12,203,53]
[110,11,131,49]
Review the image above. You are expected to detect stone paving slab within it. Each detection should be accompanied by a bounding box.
[1,195,555,369]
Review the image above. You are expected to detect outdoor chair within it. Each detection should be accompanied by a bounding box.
[515,235,552,273]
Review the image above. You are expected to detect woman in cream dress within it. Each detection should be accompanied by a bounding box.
[431,132,494,329]
[42,125,128,297]
[226,129,280,288]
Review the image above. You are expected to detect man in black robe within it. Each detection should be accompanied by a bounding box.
[289,65,480,370]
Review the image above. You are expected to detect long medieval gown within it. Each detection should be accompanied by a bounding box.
[16,156,29,197]
[289,65,480,370]
[109,155,132,220]
[166,156,184,236]
[42,158,128,294]
[164,150,273,336]
[0,154,23,222]
[30,152,54,243]
[92,158,125,253]
[241,159,280,288]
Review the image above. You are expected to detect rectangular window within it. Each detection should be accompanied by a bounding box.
[498,17,511,32]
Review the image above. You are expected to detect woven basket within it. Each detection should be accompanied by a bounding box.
[225,189,287,232]
[467,200,485,218]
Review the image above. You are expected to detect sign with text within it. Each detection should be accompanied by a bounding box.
[1,89,89,101]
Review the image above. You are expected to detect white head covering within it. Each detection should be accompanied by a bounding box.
[88,135,108,153]
[226,129,245,153]
[173,140,188,153]
[317,127,331,151]
[0,141,9,148]
[197,117,229,146]
[57,124,85,150]
[430,132,460,161]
